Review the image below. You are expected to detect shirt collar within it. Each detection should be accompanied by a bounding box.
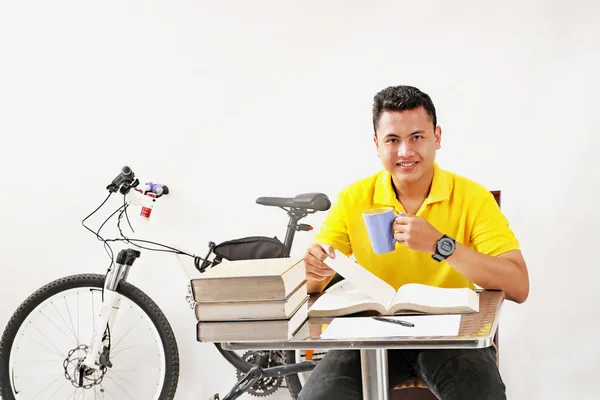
[374,162,450,207]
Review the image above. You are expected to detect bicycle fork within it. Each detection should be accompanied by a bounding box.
[82,249,141,371]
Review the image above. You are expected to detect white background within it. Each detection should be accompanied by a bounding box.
[1,0,599,399]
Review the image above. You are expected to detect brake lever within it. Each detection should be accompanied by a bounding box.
[141,182,170,198]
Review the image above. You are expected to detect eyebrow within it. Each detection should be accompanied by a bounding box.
[384,130,425,138]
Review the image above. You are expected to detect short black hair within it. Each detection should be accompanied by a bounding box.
[372,85,437,133]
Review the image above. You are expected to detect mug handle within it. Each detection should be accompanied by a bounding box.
[393,212,407,242]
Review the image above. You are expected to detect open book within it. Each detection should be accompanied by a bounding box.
[308,250,479,317]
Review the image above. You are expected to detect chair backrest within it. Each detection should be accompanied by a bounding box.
[491,190,501,207]
[490,190,501,362]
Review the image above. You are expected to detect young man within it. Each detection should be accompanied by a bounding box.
[299,85,529,400]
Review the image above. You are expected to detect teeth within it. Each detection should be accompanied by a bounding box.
[399,162,416,167]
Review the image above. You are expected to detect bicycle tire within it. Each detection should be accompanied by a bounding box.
[283,350,303,399]
[0,273,180,400]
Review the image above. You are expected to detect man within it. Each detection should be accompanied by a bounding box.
[299,85,529,400]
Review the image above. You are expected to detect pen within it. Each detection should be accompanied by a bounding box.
[371,316,415,327]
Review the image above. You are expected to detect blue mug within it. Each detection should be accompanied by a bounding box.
[362,207,401,254]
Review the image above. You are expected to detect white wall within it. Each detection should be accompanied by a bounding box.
[1,0,599,399]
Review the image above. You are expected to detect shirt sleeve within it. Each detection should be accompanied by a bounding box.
[469,190,521,257]
[313,188,353,256]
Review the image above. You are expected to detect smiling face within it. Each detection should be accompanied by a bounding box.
[373,107,442,184]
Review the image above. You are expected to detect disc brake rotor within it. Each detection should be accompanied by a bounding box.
[63,344,107,389]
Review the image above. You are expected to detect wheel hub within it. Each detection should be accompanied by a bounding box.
[63,344,107,389]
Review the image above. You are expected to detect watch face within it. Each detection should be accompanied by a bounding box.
[438,238,455,256]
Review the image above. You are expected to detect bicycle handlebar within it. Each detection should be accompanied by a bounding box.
[107,166,137,194]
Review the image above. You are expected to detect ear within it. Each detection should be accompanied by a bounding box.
[434,126,442,150]
[373,133,379,153]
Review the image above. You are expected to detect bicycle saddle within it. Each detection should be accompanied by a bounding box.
[256,192,331,211]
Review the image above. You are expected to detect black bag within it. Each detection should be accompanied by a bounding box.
[212,236,286,262]
[197,236,286,272]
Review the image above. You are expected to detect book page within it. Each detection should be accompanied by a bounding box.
[324,279,356,294]
[320,314,461,339]
[325,250,396,308]
[308,286,387,317]
[393,283,477,310]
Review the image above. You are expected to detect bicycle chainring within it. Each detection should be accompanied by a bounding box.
[235,351,284,397]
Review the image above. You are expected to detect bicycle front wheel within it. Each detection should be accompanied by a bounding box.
[0,274,179,400]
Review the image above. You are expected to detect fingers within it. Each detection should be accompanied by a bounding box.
[306,252,335,275]
[394,232,408,246]
[393,215,410,230]
[319,243,336,259]
[307,243,335,260]
[306,270,334,281]
[394,215,410,225]
[304,243,336,281]
[393,222,406,232]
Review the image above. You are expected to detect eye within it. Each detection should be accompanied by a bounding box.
[412,135,423,141]
[386,138,398,143]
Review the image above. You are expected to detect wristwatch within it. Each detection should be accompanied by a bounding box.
[432,234,456,262]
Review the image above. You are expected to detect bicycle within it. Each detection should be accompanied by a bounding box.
[0,166,337,400]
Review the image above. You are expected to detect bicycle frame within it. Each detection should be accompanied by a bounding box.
[81,181,321,393]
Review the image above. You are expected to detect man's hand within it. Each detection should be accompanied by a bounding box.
[304,243,336,293]
[304,243,336,281]
[393,213,443,254]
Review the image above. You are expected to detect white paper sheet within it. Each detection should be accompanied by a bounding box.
[320,314,461,340]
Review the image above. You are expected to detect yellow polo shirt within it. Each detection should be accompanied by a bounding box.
[314,163,520,290]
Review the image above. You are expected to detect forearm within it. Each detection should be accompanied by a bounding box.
[446,242,529,303]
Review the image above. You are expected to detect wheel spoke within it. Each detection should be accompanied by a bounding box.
[38,309,78,347]
[77,292,81,347]
[25,322,67,358]
[50,302,79,343]
[92,292,96,335]
[101,385,118,400]
[63,296,80,345]
[110,309,141,352]
[110,341,159,358]
[104,375,137,400]
[30,373,66,399]
[6,278,171,400]
[107,369,160,384]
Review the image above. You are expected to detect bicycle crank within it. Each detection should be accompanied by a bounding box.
[234,351,284,397]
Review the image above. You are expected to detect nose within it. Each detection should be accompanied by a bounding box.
[396,141,413,157]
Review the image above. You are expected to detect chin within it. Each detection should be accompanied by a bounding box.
[391,165,421,181]
[393,172,421,183]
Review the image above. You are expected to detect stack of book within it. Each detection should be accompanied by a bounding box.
[190,257,309,342]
